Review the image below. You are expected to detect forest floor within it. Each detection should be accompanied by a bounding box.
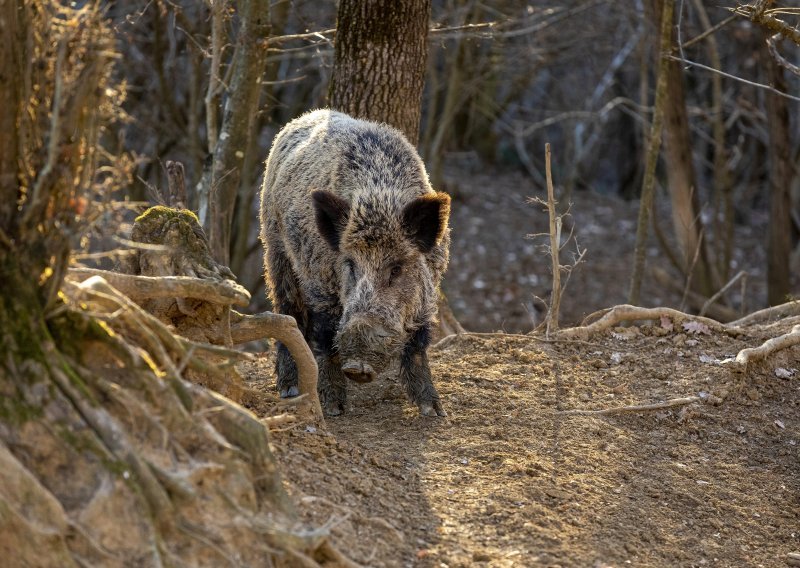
[235,167,800,567]
[242,317,799,568]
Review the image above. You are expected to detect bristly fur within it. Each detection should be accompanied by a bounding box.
[259,109,450,416]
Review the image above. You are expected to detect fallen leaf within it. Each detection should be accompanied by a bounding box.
[699,354,720,364]
[660,315,674,331]
[774,367,797,379]
[683,321,711,335]
[775,420,786,430]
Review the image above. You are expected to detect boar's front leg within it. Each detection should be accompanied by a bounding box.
[309,310,347,416]
[400,326,447,417]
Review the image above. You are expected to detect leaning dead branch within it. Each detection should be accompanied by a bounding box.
[560,395,702,416]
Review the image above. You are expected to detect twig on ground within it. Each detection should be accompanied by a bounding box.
[560,395,702,416]
[261,414,297,428]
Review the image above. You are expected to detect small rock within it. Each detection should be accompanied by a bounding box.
[472,551,492,562]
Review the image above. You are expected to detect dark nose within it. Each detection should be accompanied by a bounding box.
[341,360,376,383]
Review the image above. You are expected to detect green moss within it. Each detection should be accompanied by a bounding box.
[0,396,43,426]
[135,205,199,226]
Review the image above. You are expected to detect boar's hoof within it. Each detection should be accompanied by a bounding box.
[323,402,344,416]
[419,401,448,418]
[280,385,300,398]
[341,361,375,384]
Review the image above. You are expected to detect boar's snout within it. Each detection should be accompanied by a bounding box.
[341,360,376,383]
[337,318,400,382]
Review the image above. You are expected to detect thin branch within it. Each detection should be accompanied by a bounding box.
[680,14,737,49]
[668,55,800,103]
[699,270,746,317]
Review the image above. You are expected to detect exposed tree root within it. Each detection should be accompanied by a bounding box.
[230,310,323,421]
[67,267,251,307]
[724,324,800,371]
[727,300,800,327]
[66,272,324,422]
[557,304,735,340]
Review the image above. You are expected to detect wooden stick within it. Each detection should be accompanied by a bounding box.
[166,160,187,209]
[700,270,746,317]
[545,143,561,335]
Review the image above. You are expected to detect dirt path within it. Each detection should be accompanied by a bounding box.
[242,319,800,567]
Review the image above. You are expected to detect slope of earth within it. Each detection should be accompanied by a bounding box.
[241,317,800,567]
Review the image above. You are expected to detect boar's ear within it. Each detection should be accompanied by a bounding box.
[312,190,350,251]
[401,192,451,253]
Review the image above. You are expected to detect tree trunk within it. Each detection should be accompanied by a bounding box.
[650,0,718,298]
[763,39,792,305]
[629,0,672,306]
[328,0,431,144]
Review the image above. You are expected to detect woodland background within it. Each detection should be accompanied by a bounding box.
[97,0,800,330]
[2,1,800,566]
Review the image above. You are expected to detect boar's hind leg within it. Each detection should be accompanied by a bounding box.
[309,310,347,416]
[267,241,307,399]
[400,326,447,417]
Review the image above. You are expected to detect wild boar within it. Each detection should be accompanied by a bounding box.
[259,109,450,417]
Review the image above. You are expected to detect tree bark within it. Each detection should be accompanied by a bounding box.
[763,38,792,305]
[328,0,431,144]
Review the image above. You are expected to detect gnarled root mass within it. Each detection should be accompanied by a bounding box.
[0,273,342,567]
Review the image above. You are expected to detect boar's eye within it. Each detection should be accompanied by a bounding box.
[389,263,402,281]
